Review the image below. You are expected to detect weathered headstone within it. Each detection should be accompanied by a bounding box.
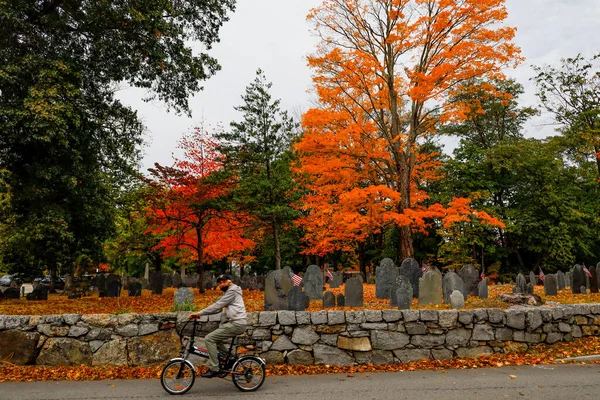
[172,272,182,288]
[580,285,587,294]
[144,263,150,281]
[149,271,163,295]
[163,274,173,288]
[458,265,479,296]
[529,271,537,286]
[174,287,194,311]
[204,274,215,291]
[264,269,293,311]
[323,291,335,308]
[241,275,250,290]
[513,273,527,294]
[345,277,363,307]
[391,275,413,306]
[478,278,488,299]
[95,274,107,297]
[543,274,558,296]
[64,274,74,292]
[565,271,572,288]
[26,286,48,301]
[556,271,566,290]
[572,265,586,294]
[183,274,197,288]
[287,286,308,311]
[590,266,598,294]
[376,258,398,299]
[418,271,443,305]
[450,290,464,309]
[526,283,534,295]
[399,258,422,299]
[106,274,122,298]
[336,293,345,307]
[443,271,466,303]
[128,280,142,297]
[256,275,265,291]
[330,272,343,289]
[304,265,324,300]
[140,277,149,290]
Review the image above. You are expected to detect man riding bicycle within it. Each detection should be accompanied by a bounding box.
[188,274,247,378]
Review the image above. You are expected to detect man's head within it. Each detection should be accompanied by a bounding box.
[216,274,232,291]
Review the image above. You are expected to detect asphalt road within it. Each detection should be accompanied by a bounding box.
[1,364,599,400]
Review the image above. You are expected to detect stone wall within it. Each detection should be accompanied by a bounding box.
[1,304,600,367]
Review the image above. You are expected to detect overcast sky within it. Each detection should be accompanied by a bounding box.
[116,0,600,171]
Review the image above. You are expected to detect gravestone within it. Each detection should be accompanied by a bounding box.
[183,275,197,288]
[128,279,142,297]
[514,273,527,294]
[443,271,466,303]
[330,272,343,289]
[418,271,443,305]
[565,271,571,288]
[26,286,48,301]
[580,286,587,294]
[241,275,250,290]
[458,265,479,296]
[450,290,465,309]
[257,275,266,291]
[4,287,20,299]
[336,293,345,307]
[264,269,294,311]
[95,274,107,297]
[396,287,412,310]
[529,271,537,286]
[399,258,422,299]
[163,274,173,288]
[345,277,363,307]
[478,279,488,299]
[544,274,558,296]
[172,273,182,288]
[174,287,194,311]
[144,263,150,281]
[590,266,598,294]
[526,283,534,295]
[556,271,566,290]
[323,291,335,308]
[287,286,308,311]
[390,275,413,306]
[204,274,215,291]
[304,265,324,300]
[106,274,122,298]
[149,271,164,295]
[140,278,149,290]
[571,265,586,294]
[376,258,398,299]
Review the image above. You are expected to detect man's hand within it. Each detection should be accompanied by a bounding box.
[188,312,200,320]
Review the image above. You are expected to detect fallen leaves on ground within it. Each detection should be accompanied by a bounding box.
[1,284,600,316]
[1,337,599,383]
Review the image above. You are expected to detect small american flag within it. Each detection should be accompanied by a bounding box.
[539,268,545,282]
[324,268,333,281]
[583,264,592,278]
[289,271,303,286]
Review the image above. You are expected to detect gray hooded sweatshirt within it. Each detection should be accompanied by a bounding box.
[199,284,247,326]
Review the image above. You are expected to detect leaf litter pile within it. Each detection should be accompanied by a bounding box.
[1,336,599,382]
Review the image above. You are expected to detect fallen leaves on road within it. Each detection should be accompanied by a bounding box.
[1,337,599,383]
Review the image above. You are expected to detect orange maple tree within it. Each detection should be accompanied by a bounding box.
[296,0,520,260]
[145,128,255,291]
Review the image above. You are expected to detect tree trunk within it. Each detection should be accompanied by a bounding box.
[49,267,57,293]
[273,218,281,270]
[196,227,205,294]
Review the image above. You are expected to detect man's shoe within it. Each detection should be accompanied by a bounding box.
[200,369,221,378]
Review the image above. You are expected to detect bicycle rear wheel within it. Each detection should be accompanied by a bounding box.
[161,360,195,395]
[231,356,266,392]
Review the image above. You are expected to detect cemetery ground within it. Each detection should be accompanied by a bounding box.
[1,283,600,383]
[1,284,600,316]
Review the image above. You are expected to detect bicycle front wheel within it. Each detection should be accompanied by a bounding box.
[161,360,195,395]
[231,356,266,392]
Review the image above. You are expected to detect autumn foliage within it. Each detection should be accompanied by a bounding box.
[145,128,255,289]
[296,0,519,261]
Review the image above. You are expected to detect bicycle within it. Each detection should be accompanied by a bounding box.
[160,319,266,395]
